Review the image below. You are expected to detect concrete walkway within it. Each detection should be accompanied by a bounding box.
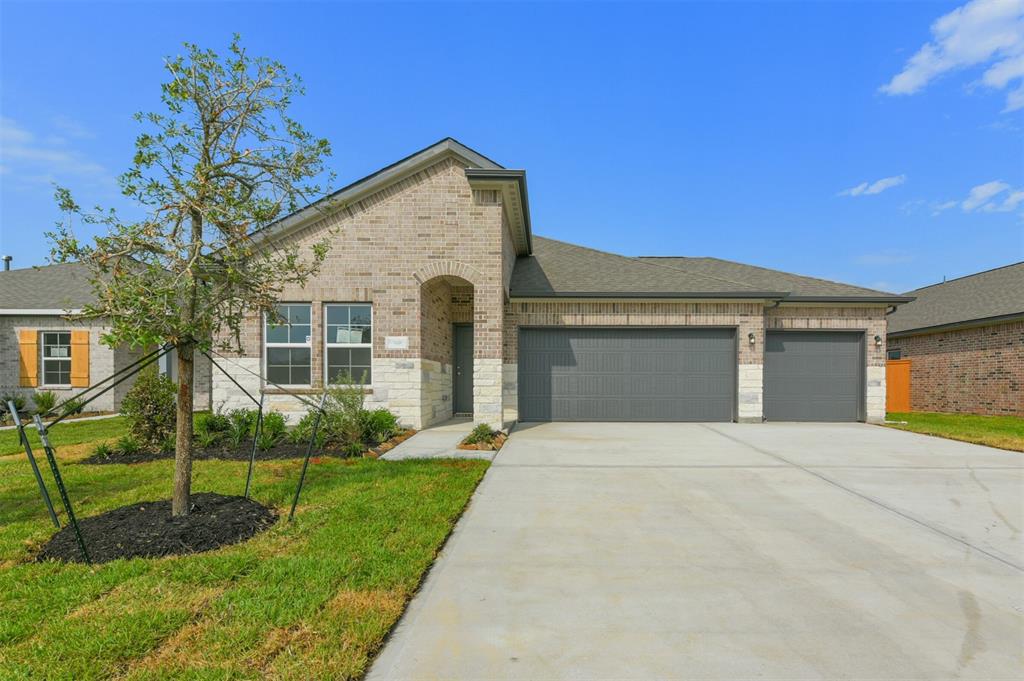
[381,417,493,461]
[368,422,1023,680]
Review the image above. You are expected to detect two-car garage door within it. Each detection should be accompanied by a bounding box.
[517,327,866,423]
[518,328,736,421]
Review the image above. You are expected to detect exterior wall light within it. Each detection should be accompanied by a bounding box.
[748,332,756,346]
[874,334,882,347]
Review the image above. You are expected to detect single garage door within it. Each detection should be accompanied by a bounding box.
[518,327,735,422]
[764,331,864,422]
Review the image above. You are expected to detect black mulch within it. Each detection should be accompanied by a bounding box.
[81,439,348,465]
[36,492,278,564]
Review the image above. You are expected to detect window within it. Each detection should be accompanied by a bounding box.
[41,331,72,386]
[887,349,902,360]
[265,304,311,385]
[325,304,372,384]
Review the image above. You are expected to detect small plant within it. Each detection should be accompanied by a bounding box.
[121,368,176,448]
[196,429,221,449]
[59,397,85,417]
[91,442,113,458]
[228,408,258,446]
[361,408,400,444]
[464,423,498,445]
[2,393,27,414]
[194,411,231,447]
[116,435,141,455]
[343,441,364,458]
[290,411,325,448]
[33,391,58,415]
[257,411,287,449]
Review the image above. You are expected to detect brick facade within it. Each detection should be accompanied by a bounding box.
[888,321,1023,416]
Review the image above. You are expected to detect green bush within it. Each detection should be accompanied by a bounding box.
[464,423,497,445]
[91,442,113,458]
[116,435,141,455]
[194,411,231,448]
[1,394,26,414]
[259,411,287,447]
[228,408,258,446]
[32,391,58,415]
[289,411,325,448]
[362,408,400,444]
[59,397,85,417]
[120,368,176,448]
[343,441,364,458]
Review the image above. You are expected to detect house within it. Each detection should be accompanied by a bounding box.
[209,138,911,428]
[1,261,211,413]
[886,263,1024,416]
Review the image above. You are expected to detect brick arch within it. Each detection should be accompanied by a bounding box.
[411,260,485,288]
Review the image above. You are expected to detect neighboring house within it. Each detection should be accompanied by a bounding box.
[210,138,910,427]
[0,262,211,413]
[886,263,1024,417]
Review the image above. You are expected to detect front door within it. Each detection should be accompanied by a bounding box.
[453,324,474,415]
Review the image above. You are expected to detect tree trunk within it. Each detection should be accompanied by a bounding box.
[172,342,195,516]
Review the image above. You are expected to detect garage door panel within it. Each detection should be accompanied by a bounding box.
[518,328,735,422]
[764,331,863,422]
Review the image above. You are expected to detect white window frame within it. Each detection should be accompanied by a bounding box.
[263,303,313,388]
[324,303,373,386]
[40,330,72,388]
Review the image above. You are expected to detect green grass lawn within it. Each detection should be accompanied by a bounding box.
[0,420,488,679]
[885,412,1024,452]
[0,416,127,456]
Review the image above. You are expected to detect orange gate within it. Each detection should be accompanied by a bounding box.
[886,359,911,413]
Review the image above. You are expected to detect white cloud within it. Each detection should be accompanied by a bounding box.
[839,174,906,197]
[50,115,95,140]
[0,117,108,185]
[931,199,959,215]
[881,0,1024,112]
[962,179,1011,210]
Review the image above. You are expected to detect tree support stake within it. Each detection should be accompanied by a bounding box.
[33,415,90,564]
[9,402,60,529]
[289,392,328,521]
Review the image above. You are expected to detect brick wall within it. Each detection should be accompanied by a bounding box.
[888,320,1023,416]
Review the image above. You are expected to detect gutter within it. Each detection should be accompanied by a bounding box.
[510,291,789,300]
[888,312,1024,339]
[464,168,533,253]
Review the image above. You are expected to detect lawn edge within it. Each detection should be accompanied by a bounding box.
[877,423,1024,453]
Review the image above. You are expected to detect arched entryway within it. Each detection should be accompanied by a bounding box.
[418,274,475,427]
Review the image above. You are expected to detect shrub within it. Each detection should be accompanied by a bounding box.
[120,368,176,448]
[228,408,258,446]
[194,411,231,448]
[289,411,325,448]
[91,442,113,458]
[59,397,85,417]
[1,394,27,415]
[116,435,141,455]
[196,428,221,449]
[464,423,498,445]
[343,441,364,458]
[33,391,58,415]
[362,408,400,444]
[259,411,287,447]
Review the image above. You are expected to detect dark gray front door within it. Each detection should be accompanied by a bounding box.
[517,327,736,422]
[764,331,864,422]
[453,324,473,415]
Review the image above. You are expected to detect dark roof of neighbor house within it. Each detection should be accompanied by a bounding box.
[510,236,910,302]
[887,262,1024,335]
[0,262,97,311]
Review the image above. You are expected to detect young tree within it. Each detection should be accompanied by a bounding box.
[50,36,335,515]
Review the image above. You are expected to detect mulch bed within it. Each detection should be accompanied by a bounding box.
[36,492,277,564]
[81,431,416,465]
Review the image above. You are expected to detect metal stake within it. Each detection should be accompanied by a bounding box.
[289,392,328,521]
[9,401,60,528]
[33,415,90,564]
[244,393,265,499]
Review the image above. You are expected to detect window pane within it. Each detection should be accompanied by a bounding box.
[287,305,311,325]
[266,324,289,344]
[291,347,311,366]
[350,306,371,326]
[267,366,290,385]
[289,325,311,344]
[290,366,311,385]
[350,347,371,365]
[326,305,349,326]
[267,347,291,365]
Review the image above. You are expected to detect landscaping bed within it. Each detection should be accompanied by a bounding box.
[37,492,277,564]
[457,424,508,452]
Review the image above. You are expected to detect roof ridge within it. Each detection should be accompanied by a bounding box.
[535,236,761,291]
[639,254,891,296]
[904,260,1024,294]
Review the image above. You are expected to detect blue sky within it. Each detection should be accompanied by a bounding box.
[1,0,1022,293]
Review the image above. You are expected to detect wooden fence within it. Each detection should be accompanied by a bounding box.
[886,359,911,413]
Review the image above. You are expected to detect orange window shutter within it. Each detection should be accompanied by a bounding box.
[18,329,39,387]
[70,330,90,388]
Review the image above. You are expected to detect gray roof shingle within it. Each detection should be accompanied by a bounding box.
[0,262,97,311]
[511,236,909,301]
[510,237,784,298]
[887,262,1024,335]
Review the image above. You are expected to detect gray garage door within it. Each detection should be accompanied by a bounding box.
[517,328,735,422]
[764,331,864,422]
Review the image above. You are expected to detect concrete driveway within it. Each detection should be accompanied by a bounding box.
[368,422,1024,680]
